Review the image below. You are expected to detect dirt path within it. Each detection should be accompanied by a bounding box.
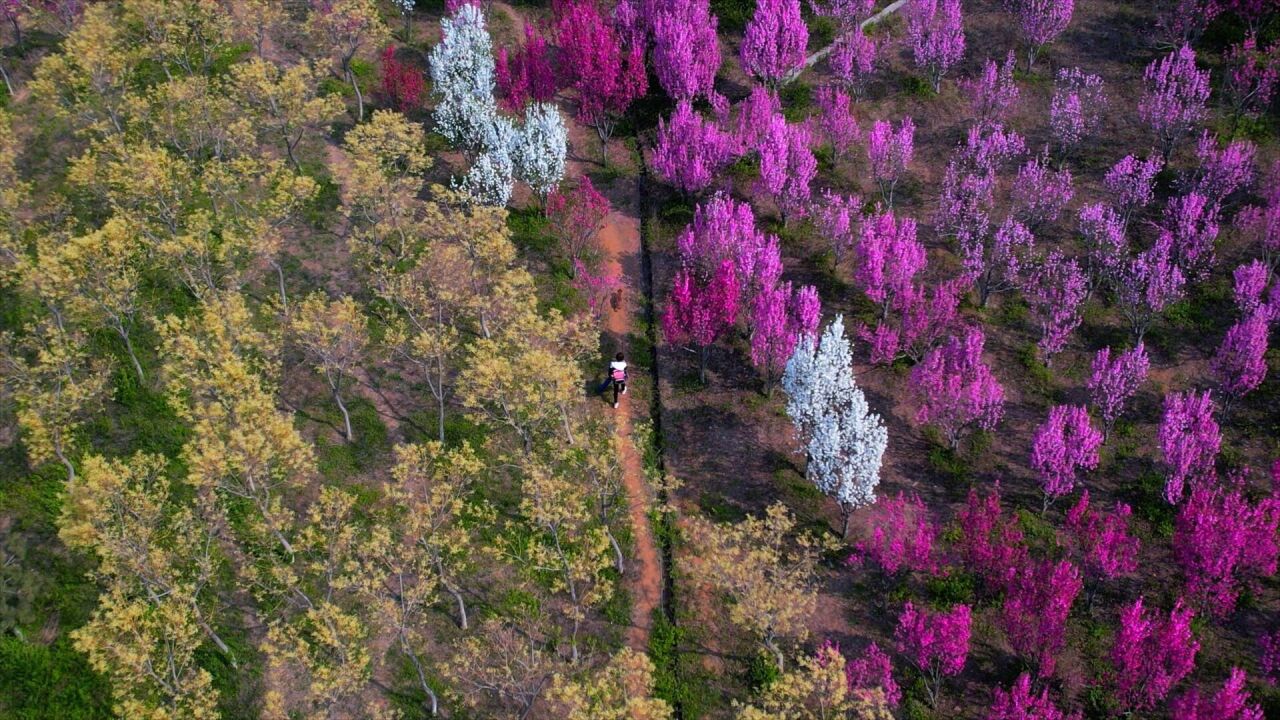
[597,213,664,651]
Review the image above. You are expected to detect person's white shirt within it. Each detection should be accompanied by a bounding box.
[609,360,627,374]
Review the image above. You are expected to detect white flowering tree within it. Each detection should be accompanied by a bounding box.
[782,315,887,537]
[513,102,567,203]
[457,115,517,206]
[429,4,497,156]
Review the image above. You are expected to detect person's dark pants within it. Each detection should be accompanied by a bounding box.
[612,380,626,405]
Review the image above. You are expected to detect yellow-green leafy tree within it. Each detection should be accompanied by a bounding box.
[684,503,822,672]
[444,614,562,719]
[290,293,369,442]
[735,644,893,720]
[138,74,256,162]
[29,4,138,137]
[546,648,674,720]
[121,0,233,80]
[0,108,29,285]
[306,0,388,121]
[229,58,345,170]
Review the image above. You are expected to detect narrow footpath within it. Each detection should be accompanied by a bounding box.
[598,213,664,651]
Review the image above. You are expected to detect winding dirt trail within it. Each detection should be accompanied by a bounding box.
[598,213,664,651]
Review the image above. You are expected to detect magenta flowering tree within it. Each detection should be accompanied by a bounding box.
[1087,343,1149,438]
[956,486,1031,590]
[1031,404,1103,509]
[676,194,784,302]
[1163,192,1221,282]
[909,326,1005,449]
[547,176,612,275]
[556,0,648,154]
[987,673,1076,720]
[740,0,808,87]
[1007,0,1074,71]
[905,0,966,92]
[1012,156,1074,231]
[1000,559,1082,676]
[651,0,721,102]
[572,259,624,319]
[735,84,782,152]
[849,491,937,577]
[651,100,737,195]
[964,216,1034,308]
[1159,389,1221,503]
[749,281,821,387]
[1224,34,1280,123]
[844,641,901,708]
[662,260,741,384]
[1078,203,1128,293]
[938,166,995,251]
[1062,490,1140,604]
[894,602,972,708]
[1191,131,1256,202]
[757,116,817,223]
[808,0,875,30]
[1111,596,1200,712]
[830,27,879,98]
[1050,67,1105,158]
[1237,160,1280,269]
[812,189,861,265]
[866,117,915,207]
[1261,630,1280,685]
[1021,251,1087,362]
[1171,668,1265,720]
[1116,234,1185,342]
[1174,479,1280,618]
[855,210,926,317]
[1138,44,1211,160]
[962,52,1020,128]
[1158,0,1222,44]
[1211,312,1269,404]
[814,85,860,162]
[1232,260,1271,314]
[861,278,963,364]
[496,27,557,112]
[1104,154,1163,231]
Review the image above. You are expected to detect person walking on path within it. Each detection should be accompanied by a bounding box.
[597,352,628,408]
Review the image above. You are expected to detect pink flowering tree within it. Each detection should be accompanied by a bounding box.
[848,491,938,578]
[556,0,648,156]
[1175,478,1280,618]
[894,602,971,707]
[1007,0,1074,71]
[956,485,1031,590]
[1116,234,1185,342]
[757,116,817,223]
[1224,34,1279,125]
[1104,154,1163,231]
[812,189,861,265]
[988,673,1077,720]
[1021,251,1087,362]
[572,259,624,319]
[964,216,1034,308]
[909,326,1005,450]
[814,85,860,163]
[740,0,808,87]
[1211,312,1269,405]
[1158,0,1221,44]
[1062,490,1140,605]
[1159,389,1221,504]
[808,0,875,30]
[962,52,1020,128]
[1260,630,1280,685]
[1232,260,1272,315]
[1138,44,1211,160]
[1050,67,1105,159]
[1191,131,1256,203]
[905,0,966,92]
[860,278,963,365]
[855,210,926,318]
[651,100,737,196]
[650,0,721,101]
[1012,156,1074,231]
[1087,343,1149,438]
[749,281,821,388]
[843,641,901,708]
[1238,160,1280,270]
[1171,668,1265,720]
[830,27,879,98]
[1163,193,1221,282]
[1031,404,1102,510]
[1000,559,1082,676]
[866,117,915,207]
[547,176,612,276]
[1111,596,1200,712]
[735,84,783,153]
[495,26,556,112]
[663,260,740,384]
[1078,203,1128,293]
[677,194,782,296]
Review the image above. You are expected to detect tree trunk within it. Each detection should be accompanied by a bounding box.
[606,526,625,573]
[0,62,13,97]
[437,388,446,444]
[271,260,289,313]
[841,506,852,539]
[349,70,365,122]
[334,387,354,442]
[699,344,709,385]
[437,559,468,629]
[120,328,146,383]
[403,638,439,716]
[56,449,75,482]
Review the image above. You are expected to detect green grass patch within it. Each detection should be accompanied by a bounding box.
[0,637,112,720]
[900,75,936,98]
[648,612,718,719]
[313,397,390,482]
[923,569,976,607]
[697,492,745,523]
